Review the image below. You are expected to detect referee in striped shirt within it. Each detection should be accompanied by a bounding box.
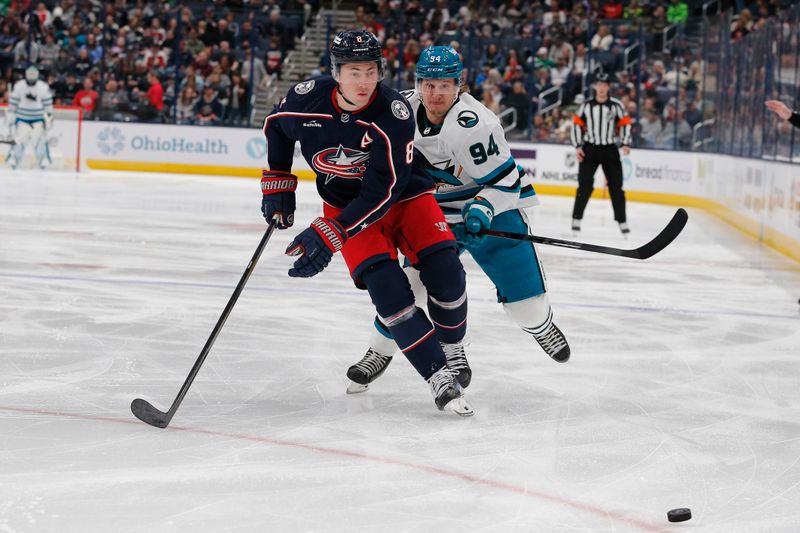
[570,72,633,235]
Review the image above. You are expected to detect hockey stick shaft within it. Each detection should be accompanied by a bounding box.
[481,208,688,260]
[131,218,280,428]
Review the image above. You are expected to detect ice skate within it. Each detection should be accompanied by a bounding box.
[571,218,581,232]
[532,322,571,363]
[428,366,474,416]
[346,348,392,394]
[441,341,471,388]
[619,221,630,238]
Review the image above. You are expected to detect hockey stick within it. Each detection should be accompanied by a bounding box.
[131,218,280,428]
[0,139,15,145]
[481,208,688,260]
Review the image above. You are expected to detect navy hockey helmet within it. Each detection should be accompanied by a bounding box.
[330,30,385,80]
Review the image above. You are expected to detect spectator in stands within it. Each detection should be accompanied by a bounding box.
[550,56,571,89]
[262,8,292,52]
[543,1,566,29]
[13,30,40,64]
[38,32,59,68]
[265,35,284,79]
[667,0,689,24]
[184,27,205,57]
[529,46,554,71]
[71,47,92,78]
[590,25,613,52]
[100,78,130,121]
[502,80,530,133]
[639,110,663,148]
[217,19,236,48]
[549,33,574,70]
[194,86,223,126]
[731,9,753,40]
[481,42,504,71]
[603,0,624,19]
[53,71,80,105]
[481,88,501,115]
[142,70,164,121]
[572,43,589,74]
[72,77,99,117]
[239,40,266,90]
[175,86,197,125]
[225,73,248,126]
[503,48,523,83]
[624,0,643,20]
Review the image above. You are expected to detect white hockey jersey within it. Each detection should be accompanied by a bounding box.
[8,79,53,122]
[402,90,537,223]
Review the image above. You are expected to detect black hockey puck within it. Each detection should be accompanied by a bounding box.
[667,508,691,522]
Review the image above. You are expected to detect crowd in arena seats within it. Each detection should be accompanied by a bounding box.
[0,0,791,149]
[359,0,789,147]
[0,0,314,125]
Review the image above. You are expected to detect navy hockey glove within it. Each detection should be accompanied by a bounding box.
[261,170,297,229]
[460,196,494,247]
[285,217,347,278]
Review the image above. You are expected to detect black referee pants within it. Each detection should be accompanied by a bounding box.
[571,144,627,223]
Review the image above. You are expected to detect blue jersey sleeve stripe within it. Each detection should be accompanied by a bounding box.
[474,156,516,185]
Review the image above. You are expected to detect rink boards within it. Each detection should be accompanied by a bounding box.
[79,121,800,262]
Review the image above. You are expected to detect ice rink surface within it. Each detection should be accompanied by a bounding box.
[1,169,799,533]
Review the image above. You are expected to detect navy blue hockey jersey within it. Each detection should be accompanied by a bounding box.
[262,76,434,238]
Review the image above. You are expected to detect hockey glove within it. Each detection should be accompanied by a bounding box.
[286,217,347,278]
[44,113,54,130]
[460,196,494,247]
[261,170,298,229]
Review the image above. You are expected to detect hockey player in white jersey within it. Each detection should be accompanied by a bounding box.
[6,65,54,169]
[347,46,571,393]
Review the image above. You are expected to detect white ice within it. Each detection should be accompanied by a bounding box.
[1,169,799,533]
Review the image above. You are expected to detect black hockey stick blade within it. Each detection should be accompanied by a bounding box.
[0,139,16,145]
[482,208,688,260]
[131,218,279,429]
[130,398,171,429]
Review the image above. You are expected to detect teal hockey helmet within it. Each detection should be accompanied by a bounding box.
[415,46,463,81]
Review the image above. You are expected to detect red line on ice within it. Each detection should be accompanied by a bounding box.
[0,405,669,533]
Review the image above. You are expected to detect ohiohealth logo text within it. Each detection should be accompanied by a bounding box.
[130,135,229,154]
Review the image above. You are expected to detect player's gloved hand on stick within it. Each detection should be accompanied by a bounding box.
[261,170,297,229]
[460,196,494,247]
[285,217,347,277]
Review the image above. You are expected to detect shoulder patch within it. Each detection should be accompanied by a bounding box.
[456,110,479,128]
[294,80,315,95]
[391,100,410,120]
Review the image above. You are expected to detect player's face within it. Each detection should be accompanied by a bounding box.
[418,78,459,119]
[336,63,380,108]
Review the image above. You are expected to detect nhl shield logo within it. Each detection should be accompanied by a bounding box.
[294,80,315,95]
[391,100,410,120]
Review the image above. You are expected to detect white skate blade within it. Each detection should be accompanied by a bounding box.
[346,381,369,394]
[443,396,474,417]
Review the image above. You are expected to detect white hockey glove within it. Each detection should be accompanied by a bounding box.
[44,113,54,130]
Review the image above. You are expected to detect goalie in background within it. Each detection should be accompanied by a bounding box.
[6,65,54,170]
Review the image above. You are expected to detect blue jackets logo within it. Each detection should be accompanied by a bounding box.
[97,127,125,156]
[312,145,370,184]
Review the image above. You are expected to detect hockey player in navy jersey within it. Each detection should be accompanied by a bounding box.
[346,46,571,393]
[260,31,473,416]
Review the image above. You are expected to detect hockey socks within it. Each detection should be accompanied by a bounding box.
[381,305,445,380]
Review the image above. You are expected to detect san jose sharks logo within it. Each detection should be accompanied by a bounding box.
[416,150,461,187]
[312,145,371,184]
